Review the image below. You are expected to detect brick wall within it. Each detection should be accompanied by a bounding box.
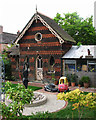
[64,71,96,87]
[12,19,71,81]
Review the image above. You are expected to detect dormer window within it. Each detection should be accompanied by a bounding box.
[35,32,42,41]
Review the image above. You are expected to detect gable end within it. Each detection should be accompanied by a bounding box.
[15,12,75,44]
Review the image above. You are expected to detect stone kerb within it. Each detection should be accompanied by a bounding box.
[25,92,47,107]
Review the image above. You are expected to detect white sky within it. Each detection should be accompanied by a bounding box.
[0,0,96,34]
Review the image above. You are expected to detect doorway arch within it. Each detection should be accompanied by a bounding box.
[36,56,43,80]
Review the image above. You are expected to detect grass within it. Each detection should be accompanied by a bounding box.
[2,83,96,119]
[28,85,42,91]
[9,91,96,120]
[11,101,96,119]
[9,83,42,91]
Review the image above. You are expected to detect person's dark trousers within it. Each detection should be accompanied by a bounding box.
[23,80,28,89]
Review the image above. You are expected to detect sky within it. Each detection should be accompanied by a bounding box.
[0,0,96,34]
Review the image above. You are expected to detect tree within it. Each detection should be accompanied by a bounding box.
[1,44,15,80]
[54,12,96,45]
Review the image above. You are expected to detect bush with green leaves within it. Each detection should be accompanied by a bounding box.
[65,74,71,82]
[81,76,90,83]
[57,89,96,119]
[1,81,34,119]
[78,80,83,86]
[70,73,78,83]
[1,49,16,81]
[66,73,78,83]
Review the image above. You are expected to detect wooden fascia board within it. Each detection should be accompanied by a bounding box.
[15,14,65,44]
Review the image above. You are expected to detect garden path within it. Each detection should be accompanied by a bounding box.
[4,80,96,116]
[22,92,67,115]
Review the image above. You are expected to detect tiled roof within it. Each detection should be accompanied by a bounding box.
[15,12,75,44]
[0,32,17,44]
[7,45,19,56]
[37,12,75,43]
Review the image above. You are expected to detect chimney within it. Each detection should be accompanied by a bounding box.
[88,49,90,55]
[0,25,3,34]
[85,49,93,58]
[17,30,20,36]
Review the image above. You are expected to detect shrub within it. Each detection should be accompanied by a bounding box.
[1,81,34,119]
[66,74,71,82]
[78,80,83,86]
[57,89,96,119]
[70,73,78,83]
[81,76,90,83]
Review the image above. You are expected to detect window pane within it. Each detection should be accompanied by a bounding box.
[65,64,75,71]
[50,56,55,66]
[88,64,96,72]
[77,60,87,71]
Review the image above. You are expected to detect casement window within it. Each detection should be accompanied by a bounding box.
[64,60,76,72]
[77,60,87,72]
[37,56,42,68]
[64,59,96,72]
[87,60,96,72]
[23,56,29,70]
[49,56,55,72]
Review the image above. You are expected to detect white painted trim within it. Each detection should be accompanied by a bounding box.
[15,13,64,44]
[15,17,35,44]
[37,15,64,44]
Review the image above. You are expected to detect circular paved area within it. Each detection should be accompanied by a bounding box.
[22,92,66,116]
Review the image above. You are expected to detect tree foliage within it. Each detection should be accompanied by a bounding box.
[1,81,34,119]
[54,12,96,45]
[1,45,15,80]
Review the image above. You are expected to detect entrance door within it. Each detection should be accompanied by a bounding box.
[36,56,43,80]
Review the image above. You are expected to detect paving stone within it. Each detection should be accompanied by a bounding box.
[22,93,66,115]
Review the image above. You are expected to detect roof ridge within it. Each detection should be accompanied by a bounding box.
[3,32,17,36]
[37,12,54,20]
[15,12,75,44]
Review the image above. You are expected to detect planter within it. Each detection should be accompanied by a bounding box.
[71,82,75,87]
[81,76,90,88]
[84,83,89,88]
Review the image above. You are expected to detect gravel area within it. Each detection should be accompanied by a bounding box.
[22,92,66,116]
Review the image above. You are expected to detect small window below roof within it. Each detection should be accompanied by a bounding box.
[65,60,76,72]
[88,60,96,72]
[35,32,42,41]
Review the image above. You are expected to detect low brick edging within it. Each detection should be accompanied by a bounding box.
[28,82,45,88]
[68,86,96,93]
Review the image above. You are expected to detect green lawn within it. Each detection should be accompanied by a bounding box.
[12,101,96,119]
[2,83,96,119]
[10,83,42,91]
[11,91,96,120]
